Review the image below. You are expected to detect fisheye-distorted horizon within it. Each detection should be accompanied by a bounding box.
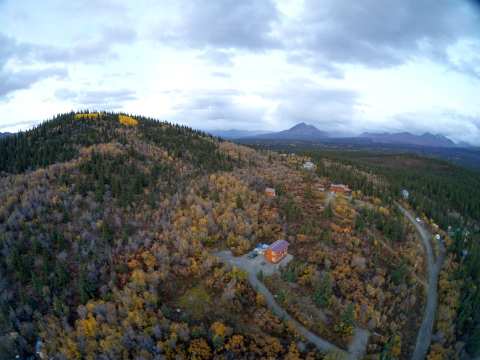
[1,0,480,144]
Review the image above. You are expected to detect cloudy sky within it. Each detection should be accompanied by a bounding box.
[1,0,480,144]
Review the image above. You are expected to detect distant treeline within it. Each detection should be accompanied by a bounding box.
[307,151,480,229]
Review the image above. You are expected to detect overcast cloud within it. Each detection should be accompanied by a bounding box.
[0,0,480,144]
[160,0,280,50]
[289,0,479,69]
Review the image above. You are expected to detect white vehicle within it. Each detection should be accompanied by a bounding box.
[416,217,422,223]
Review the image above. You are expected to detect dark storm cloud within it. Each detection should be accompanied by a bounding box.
[287,0,480,73]
[161,0,280,50]
[55,88,137,109]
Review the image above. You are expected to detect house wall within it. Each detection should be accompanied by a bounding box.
[265,248,288,263]
[265,189,276,197]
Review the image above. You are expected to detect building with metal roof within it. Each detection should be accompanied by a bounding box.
[264,240,289,263]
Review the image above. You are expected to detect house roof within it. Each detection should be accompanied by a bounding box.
[330,184,351,191]
[269,239,289,252]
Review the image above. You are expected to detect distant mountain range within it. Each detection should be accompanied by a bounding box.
[253,122,329,141]
[206,123,480,169]
[212,122,464,148]
[359,131,456,147]
[0,132,11,139]
[208,129,268,139]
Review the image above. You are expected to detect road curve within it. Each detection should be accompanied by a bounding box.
[215,251,345,355]
[248,271,344,354]
[396,204,445,360]
[215,251,371,359]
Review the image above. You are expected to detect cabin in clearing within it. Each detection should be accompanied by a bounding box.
[265,187,276,197]
[264,240,289,263]
[302,161,315,170]
[330,184,352,195]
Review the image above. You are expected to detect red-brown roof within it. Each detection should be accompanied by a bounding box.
[330,184,351,192]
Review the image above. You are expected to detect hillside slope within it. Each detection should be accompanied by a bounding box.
[0,113,232,174]
[0,112,455,359]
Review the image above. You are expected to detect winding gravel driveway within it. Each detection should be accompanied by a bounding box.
[216,251,369,359]
[397,204,446,360]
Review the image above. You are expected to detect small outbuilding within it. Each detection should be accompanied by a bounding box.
[264,240,289,263]
[303,161,315,170]
[265,187,276,197]
[330,184,352,195]
[401,189,410,200]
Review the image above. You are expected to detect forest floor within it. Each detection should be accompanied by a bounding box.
[397,203,446,360]
[216,250,370,359]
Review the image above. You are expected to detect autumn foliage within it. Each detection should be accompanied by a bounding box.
[75,112,101,119]
[0,111,472,359]
[118,114,138,126]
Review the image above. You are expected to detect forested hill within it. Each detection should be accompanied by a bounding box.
[0,112,476,359]
[0,112,245,358]
[0,112,232,175]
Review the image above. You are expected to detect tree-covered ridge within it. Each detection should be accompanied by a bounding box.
[0,115,296,359]
[0,112,233,174]
[0,114,477,359]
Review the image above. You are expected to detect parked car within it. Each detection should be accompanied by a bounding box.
[416,217,422,223]
[247,252,258,259]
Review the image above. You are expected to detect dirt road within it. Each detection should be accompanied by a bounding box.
[397,204,446,360]
[216,251,369,359]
